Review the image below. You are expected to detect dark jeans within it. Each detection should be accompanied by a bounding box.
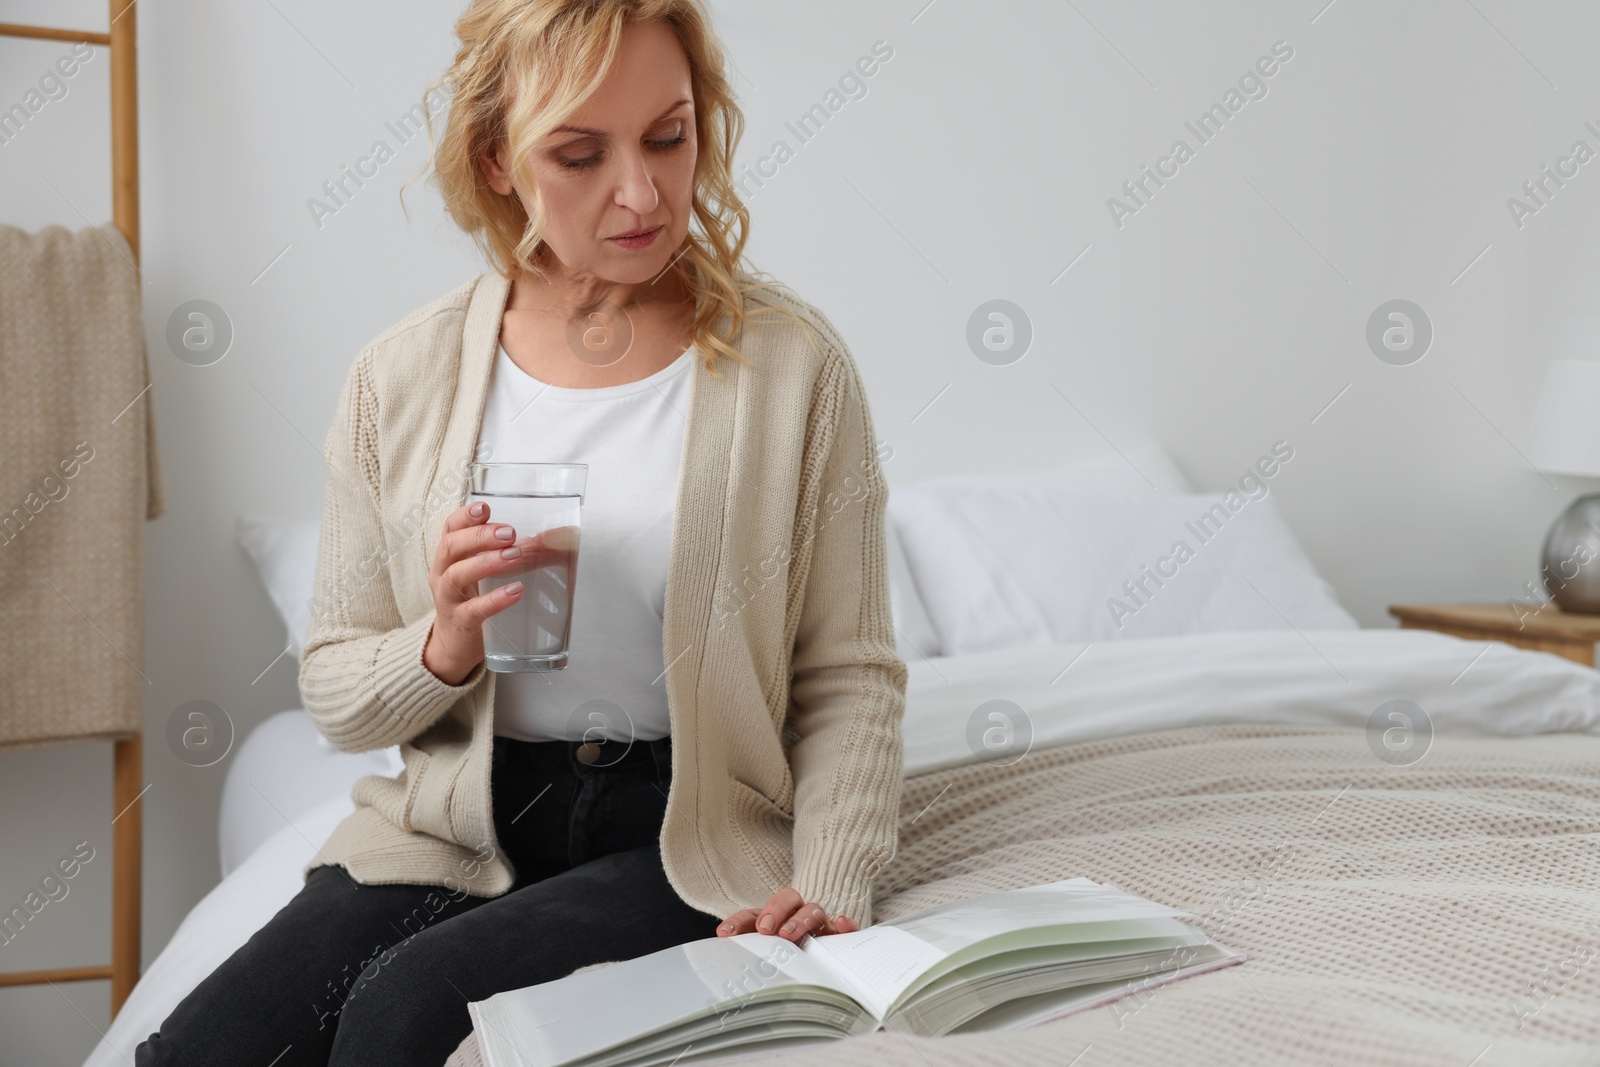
[135,734,719,1067]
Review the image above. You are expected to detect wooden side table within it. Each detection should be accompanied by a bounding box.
[1388,603,1600,667]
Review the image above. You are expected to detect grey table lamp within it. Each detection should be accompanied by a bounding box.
[1526,359,1600,613]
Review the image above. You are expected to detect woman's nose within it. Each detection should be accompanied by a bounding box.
[615,153,661,213]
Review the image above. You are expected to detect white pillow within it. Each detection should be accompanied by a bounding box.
[885,441,1193,659]
[1067,441,1193,494]
[886,521,941,661]
[883,442,1192,659]
[890,482,1357,655]
[237,516,321,658]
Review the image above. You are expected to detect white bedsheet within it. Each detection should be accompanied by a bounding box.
[217,709,401,879]
[88,795,357,1065]
[901,628,1600,776]
[82,628,1600,1066]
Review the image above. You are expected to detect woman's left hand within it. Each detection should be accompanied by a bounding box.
[716,887,859,941]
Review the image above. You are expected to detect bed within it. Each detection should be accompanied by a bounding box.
[82,447,1600,1066]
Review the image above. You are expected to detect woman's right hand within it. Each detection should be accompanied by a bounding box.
[423,502,583,684]
[422,501,534,685]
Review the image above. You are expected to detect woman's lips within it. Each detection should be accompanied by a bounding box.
[609,226,661,249]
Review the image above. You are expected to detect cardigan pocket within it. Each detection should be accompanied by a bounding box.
[398,747,431,833]
[730,775,792,818]
[403,744,474,845]
[726,776,794,881]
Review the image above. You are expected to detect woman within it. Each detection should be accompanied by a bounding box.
[135,2,905,1065]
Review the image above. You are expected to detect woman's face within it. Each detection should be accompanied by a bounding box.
[487,19,698,288]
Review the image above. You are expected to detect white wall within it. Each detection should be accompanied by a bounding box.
[3,0,1597,1060]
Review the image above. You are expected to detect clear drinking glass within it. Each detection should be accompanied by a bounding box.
[467,462,587,672]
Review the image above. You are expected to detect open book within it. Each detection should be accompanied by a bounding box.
[467,878,1244,1067]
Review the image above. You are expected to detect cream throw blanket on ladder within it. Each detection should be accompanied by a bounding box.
[0,221,165,750]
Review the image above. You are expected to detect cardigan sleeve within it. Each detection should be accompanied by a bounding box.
[784,338,908,930]
[297,348,488,754]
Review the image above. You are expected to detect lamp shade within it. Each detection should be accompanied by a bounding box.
[1525,359,1600,478]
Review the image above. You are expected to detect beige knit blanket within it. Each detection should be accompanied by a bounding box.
[0,222,165,751]
[450,724,1600,1067]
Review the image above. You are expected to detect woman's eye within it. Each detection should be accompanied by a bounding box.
[558,130,686,170]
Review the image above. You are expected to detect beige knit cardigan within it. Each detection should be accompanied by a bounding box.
[297,270,906,927]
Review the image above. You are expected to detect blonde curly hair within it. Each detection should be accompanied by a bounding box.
[403,0,809,375]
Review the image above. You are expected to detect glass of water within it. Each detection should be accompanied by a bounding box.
[467,462,587,672]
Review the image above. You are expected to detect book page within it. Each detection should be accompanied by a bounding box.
[884,879,1185,953]
[471,933,852,1067]
[947,942,1246,1033]
[802,879,1190,1018]
[802,925,948,1019]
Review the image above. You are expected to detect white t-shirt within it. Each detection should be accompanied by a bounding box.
[476,342,695,742]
